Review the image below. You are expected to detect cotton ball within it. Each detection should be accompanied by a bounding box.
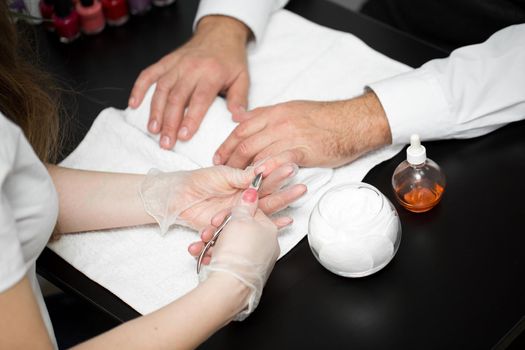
[318,240,374,275]
[357,235,394,267]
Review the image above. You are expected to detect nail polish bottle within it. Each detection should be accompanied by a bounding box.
[52,0,80,43]
[101,0,128,26]
[39,0,55,30]
[128,0,151,15]
[76,0,105,34]
[392,134,446,213]
[152,0,174,7]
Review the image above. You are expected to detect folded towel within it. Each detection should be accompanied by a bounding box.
[49,10,409,315]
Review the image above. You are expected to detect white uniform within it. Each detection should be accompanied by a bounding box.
[369,24,525,144]
[0,113,59,348]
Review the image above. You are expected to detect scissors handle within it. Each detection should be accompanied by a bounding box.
[196,214,231,273]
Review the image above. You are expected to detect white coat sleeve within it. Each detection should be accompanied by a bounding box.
[194,0,289,42]
[0,127,26,293]
[369,24,525,144]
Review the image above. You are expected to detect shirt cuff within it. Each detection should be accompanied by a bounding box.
[368,68,451,144]
[194,0,276,42]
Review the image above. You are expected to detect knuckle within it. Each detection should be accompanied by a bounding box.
[156,80,172,93]
[167,93,182,106]
[237,141,251,157]
[233,125,247,138]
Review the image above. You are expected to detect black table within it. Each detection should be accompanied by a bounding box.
[35,0,525,348]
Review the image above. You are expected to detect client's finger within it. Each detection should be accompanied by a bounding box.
[259,163,298,197]
[190,215,292,258]
[259,184,307,214]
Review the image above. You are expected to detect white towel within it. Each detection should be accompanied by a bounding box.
[49,10,409,315]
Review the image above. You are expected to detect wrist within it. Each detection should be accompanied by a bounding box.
[204,271,252,319]
[195,15,251,46]
[337,90,392,162]
[361,89,392,148]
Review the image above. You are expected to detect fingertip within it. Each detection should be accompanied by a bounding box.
[128,96,137,108]
[276,216,293,229]
[148,119,160,133]
[188,242,202,256]
[212,154,222,165]
[241,188,258,203]
[160,135,173,149]
[296,183,308,197]
[178,126,190,140]
[202,256,212,265]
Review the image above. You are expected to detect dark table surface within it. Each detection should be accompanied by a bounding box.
[35,0,525,348]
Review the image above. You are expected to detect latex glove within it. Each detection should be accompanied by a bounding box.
[128,15,251,150]
[140,164,306,234]
[199,187,279,321]
[213,91,392,174]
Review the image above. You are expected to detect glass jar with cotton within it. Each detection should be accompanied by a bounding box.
[308,183,401,277]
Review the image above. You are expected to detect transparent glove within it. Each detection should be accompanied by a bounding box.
[140,164,305,234]
[199,188,279,321]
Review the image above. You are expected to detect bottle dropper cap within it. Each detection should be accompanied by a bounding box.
[406,134,426,165]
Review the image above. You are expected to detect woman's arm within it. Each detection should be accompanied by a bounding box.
[74,273,249,349]
[0,273,249,350]
[46,165,154,233]
[0,277,54,350]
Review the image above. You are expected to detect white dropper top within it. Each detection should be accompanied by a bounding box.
[406,134,426,165]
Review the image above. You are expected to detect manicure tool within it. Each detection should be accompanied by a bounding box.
[197,173,264,274]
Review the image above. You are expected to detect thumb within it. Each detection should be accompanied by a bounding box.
[227,72,249,120]
[231,188,258,219]
[223,166,257,189]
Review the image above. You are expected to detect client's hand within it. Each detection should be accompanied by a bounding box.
[198,188,280,320]
[128,15,251,150]
[140,164,306,234]
[213,91,392,174]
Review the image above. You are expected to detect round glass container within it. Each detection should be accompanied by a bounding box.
[308,182,401,277]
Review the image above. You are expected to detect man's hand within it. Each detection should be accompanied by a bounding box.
[129,15,251,150]
[213,91,393,173]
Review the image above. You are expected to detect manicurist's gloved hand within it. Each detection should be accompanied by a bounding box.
[140,164,306,234]
[198,187,280,321]
[128,15,251,150]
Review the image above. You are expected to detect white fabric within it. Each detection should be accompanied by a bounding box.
[370,24,525,144]
[49,10,409,315]
[194,0,289,42]
[0,113,58,348]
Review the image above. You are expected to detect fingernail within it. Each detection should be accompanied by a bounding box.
[161,136,171,148]
[255,165,265,175]
[286,164,299,177]
[178,127,189,139]
[149,120,159,132]
[213,154,221,165]
[281,217,293,227]
[238,105,246,113]
[128,97,136,107]
[242,188,258,203]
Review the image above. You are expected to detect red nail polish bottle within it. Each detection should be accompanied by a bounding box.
[101,0,129,26]
[52,0,81,43]
[39,0,55,31]
[76,0,105,35]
